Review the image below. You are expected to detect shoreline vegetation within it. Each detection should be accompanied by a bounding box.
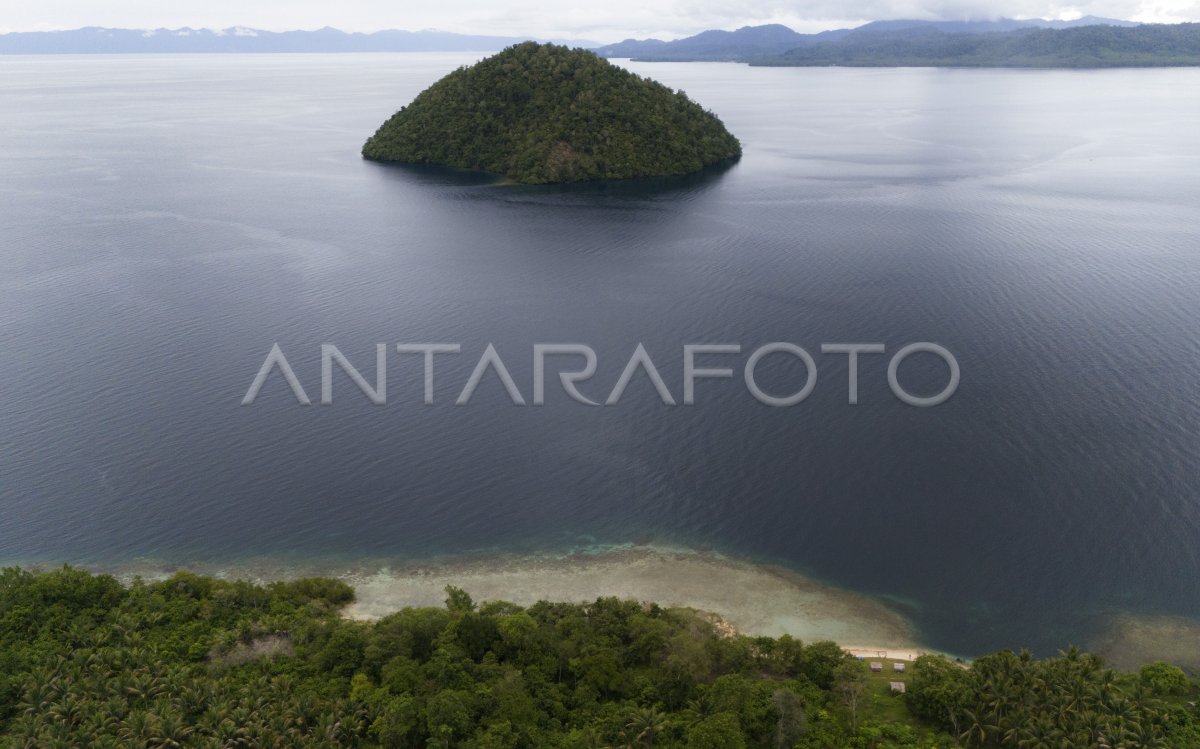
[90,545,923,653]
[20,542,1200,670]
[3,561,1199,747]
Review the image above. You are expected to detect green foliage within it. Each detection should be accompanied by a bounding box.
[832,660,868,731]
[1163,703,1200,747]
[685,712,744,748]
[444,585,476,614]
[271,576,356,607]
[0,567,1187,747]
[910,647,1179,747]
[1139,660,1190,696]
[906,654,971,736]
[362,42,742,183]
[794,639,851,690]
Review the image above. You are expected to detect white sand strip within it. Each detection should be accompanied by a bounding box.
[97,545,923,651]
[336,546,920,648]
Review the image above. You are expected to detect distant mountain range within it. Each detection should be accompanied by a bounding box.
[4,18,1193,69]
[0,26,598,54]
[593,17,1143,61]
[594,24,852,61]
[756,23,1200,68]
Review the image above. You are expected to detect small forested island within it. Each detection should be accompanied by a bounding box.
[362,43,742,184]
[3,567,1200,747]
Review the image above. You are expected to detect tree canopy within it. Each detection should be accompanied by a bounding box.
[362,42,742,184]
[1,566,1198,747]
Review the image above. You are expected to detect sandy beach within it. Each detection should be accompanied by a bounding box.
[104,545,924,651]
[339,547,920,648]
[59,545,1200,669]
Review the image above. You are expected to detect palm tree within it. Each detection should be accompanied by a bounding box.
[625,706,669,748]
[680,697,712,728]
[574,726,606,749]
[1125,721,1166,749]
[605,727,637,749]
[959,709,990,747]
[1076,709,1107,746]
[149,712,195,748]
[8,713,42,747]
[118,709,155,745]
[46,694,83,729]
[1016,715,1059,749]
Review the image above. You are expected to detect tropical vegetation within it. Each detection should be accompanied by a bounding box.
[1,566,1198,747]
[362,43,742,184]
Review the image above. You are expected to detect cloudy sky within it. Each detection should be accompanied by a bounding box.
[2,0,1198,41]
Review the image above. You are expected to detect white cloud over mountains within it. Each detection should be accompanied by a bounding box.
[3,0,1198,41]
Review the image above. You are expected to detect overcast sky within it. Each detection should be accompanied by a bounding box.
[2,0,1198,41]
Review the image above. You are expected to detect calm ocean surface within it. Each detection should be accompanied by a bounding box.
[1,54,1198,657]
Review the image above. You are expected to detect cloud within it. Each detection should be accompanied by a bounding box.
[4,0,1198,42]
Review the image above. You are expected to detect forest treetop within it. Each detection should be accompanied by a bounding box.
[2,566,1199,747]
[362,42,742,184]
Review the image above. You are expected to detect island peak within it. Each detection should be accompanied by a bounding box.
[362,42,741,184]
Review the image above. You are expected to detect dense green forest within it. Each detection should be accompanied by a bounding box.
[1,567,1198,747]
[362,43,741,184]
[753,24,1200,67]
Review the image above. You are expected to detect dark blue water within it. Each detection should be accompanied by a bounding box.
[1,54,1198,658]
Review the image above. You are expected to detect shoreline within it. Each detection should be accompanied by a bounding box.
[78,544,929,654]
[17,545,1198,668]
[339,546,923,649]
[1087,612,1200,672]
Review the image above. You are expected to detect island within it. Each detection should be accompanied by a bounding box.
[361,42,742,184]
